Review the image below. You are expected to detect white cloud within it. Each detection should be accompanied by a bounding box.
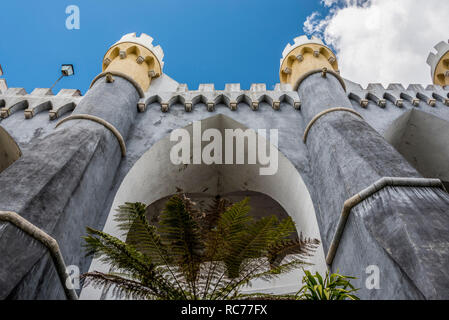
[303,0,449,87]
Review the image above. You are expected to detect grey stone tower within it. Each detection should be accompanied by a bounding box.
[1,33,449,300]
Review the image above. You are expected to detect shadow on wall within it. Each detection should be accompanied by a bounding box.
[384,109,449,190]
[141,191,299,242]
[0,126,21,174]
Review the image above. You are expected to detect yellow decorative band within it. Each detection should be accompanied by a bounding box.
[55,114,127,156]
[294,68,346,92]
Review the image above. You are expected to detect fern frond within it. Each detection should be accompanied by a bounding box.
[159,195,204,297]
[267,234,320,267]
[115,202,172,266]
[83,227,155,279]
[82,194,324,300]
[83,227,181,296]
[202,195,229,233]
[224,216,277,278]
[81,271,183,300]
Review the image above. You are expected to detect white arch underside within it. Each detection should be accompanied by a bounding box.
[80,114,326,299]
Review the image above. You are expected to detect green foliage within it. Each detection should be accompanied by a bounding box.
[296,269,360,300]
[82,193,320,300]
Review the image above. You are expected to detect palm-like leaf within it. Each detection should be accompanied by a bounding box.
[296,269,360,300]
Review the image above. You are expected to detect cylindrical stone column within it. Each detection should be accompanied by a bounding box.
[0,33,164,299]
[281,35,449,299]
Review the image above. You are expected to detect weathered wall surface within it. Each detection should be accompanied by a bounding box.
[0,76,139,299]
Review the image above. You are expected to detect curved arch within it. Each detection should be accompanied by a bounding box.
[109,47,120,60]
[214,94,230,108]
[81,114,326,299]
[145,94,162,106]
[384,109,449,189]
[258,94,273,106]
[125,45,140,57]
[0,126,22,174]
[192,94,208,106]
[236,94,252,106]
[168,95,185,108]
[279,93,294,105]
[301,46,314,55]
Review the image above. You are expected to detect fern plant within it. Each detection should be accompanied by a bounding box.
[82,194,320,300]
[296,269,359,300]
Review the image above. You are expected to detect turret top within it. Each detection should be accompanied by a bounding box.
[99,32,165,92]
[280,35,328,67]
[111,32,164,68]
[427,40,449,86]
[279,34,339,90]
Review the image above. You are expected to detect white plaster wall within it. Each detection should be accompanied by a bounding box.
[385,109,449,182]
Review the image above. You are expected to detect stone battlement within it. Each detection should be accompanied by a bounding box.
[1,80,448,122]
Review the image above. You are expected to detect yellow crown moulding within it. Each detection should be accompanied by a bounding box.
[102,33,164,92]
[280,35,339,90]
[427,41,449,87]
[433,51,449,86]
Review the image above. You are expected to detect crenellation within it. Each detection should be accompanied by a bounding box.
[24,88,54,119]
[0,88,28,119]
[198,83,215,91]
[250,83,266,92]
[48,89,82,120]
[386,83,406,91]
[135,83,301,113]
[176,84,188,92]
[274,83,293,91]
[366,83,385,91]
[0,86,82,121]
[2,82,448,121]
[0,79,7,94]
[407,84,425,91]
[224,83,240,91]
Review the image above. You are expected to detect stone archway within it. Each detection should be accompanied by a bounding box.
[81,114,325,299]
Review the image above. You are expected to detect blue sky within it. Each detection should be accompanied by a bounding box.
[0,0,328,94]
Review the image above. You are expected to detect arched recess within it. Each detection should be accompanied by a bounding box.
[81,114,325,299]
[384,109,449,190]
[0,126,21,174]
